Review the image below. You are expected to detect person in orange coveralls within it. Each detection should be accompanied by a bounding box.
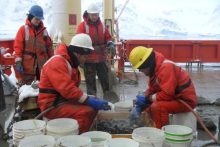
[14,5,54,85]
[77,3,116,96]
[38,34,111,134]
[129,46,197,129]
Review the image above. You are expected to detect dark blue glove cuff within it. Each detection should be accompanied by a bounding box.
[108,42,115,47]
[145,95,152,104]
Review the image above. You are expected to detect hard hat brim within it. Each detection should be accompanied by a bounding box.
[35,16,44,20]
[70,44,94,51]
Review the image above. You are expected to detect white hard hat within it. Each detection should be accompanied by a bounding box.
[87,3,100,14]
[70,34,94,50]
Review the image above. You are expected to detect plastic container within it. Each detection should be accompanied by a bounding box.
[13,120,46,131]
[56,135,92,147]
[171,110,197,132]
[81,131,111,147]
[132,127,165,147]
[105,138,139,147]
[13,120,46,146]
[162,125,192,140]
[47,118,79,133]
[162,125,193,147]
[114,101,133,113]
[18,135,55,147]
[163,138,192,147]
[46,118,79,140]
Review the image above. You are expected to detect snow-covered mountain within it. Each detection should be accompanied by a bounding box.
[0,0,220,40]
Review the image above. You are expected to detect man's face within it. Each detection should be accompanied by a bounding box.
[88,13,99,22]
[31,17,41,26]
[77,54,88,64]
[139,68,150,76]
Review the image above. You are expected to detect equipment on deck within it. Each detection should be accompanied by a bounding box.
[103,53,119,104]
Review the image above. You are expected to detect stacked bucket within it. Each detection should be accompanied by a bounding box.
[46,118,79,140]
[162,125,193,147]
[171,110,197,147]
[81,131,112,147]
[132,127,165,147]
[13,120,46,146]
[56,135,92,147]
[18,135,55,147]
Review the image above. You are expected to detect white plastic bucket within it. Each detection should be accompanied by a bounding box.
[46,118,79,140]
[13,120,46,131]
[162,125,192,140]
[81,131,111,147]
[162,125,193,147]
[13,120,46,146]
[47,118,79,133]
[171,110,197,132]
[163,139,192,147]
[18,135,55,147]
[132,127,165,147]
[105,138,139,147]
[114,101,133,113]
[56,135,92,147]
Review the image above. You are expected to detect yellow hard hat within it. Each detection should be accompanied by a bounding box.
[129,46,153,70]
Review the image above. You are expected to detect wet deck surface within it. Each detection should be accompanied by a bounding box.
[1,64,220,147]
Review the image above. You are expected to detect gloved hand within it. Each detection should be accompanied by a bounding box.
[86,96,110,111]
[16,62,23,74]
[129,106,143,119]
[135,94,148,107]
[107,42,116,55]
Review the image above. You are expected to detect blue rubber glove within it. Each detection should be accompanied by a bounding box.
[86,96,110,111]
[135,94,148,107]
[16,62,23,74]
[129,106,143,119]
[107,42,116,55]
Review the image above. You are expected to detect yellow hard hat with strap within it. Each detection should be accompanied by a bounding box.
[129,46,153,70]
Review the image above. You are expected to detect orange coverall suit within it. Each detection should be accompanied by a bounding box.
[38,43,97,134]
[76,11,113,95]
[14,19,54,84]
[146,51,197,129]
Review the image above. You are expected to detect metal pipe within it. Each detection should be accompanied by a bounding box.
[115,0,129,42]
[115,0,129,22]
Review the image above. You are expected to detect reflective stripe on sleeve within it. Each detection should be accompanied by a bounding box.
[78,92,88,103]
[151,94,157,102]
[15,57,22,63]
